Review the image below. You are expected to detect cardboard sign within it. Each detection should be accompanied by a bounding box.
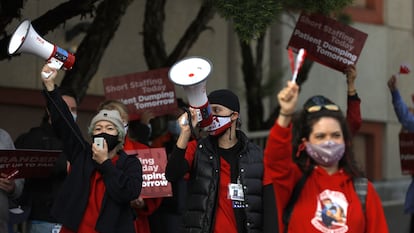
[103,68,177,120]
[399,132,414,175]
[0,149,60,179]
[125,147,172,198]
[287,12,368,73]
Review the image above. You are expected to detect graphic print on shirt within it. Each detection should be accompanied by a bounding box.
[311,189,349,232]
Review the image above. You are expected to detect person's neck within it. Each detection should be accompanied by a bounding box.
[218,128,238,149]
[320,164,339,175]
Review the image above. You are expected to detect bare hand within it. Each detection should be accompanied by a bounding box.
[0,173,16,193]
[178,107,198,132]
[278,81,299,115]
[140,111,155,125]
[41,63,58,91]
[175,107,198,149]
[388,75,398,91]
[344,65,357,85]
[130,197,146,209]
[92,140,109,164]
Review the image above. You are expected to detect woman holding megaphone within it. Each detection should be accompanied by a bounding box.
[39,63,143,233]
[165,89,264,233]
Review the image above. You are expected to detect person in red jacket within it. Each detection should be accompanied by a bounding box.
[263,81,389,233]
[98,100,162,233]
[344,64,362,135]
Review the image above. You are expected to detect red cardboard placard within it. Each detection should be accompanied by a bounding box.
[399,132,414,175]
[287,12,368,73]
[103,68,178,121]
[125,147,172,198]
[0,149,60,179]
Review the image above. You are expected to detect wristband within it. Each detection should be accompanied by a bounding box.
[347,89,357,95]
[279,111,293,117]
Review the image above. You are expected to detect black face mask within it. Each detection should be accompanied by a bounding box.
[92,133,120,152]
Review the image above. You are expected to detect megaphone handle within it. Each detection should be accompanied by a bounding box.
[47,57,64,70]
[41,62,59,79]
[182,107,199,139]
[195,109,203,123]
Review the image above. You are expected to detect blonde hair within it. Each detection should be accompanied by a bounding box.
[98,99,129,123]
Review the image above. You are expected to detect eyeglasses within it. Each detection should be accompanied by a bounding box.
[304,95,340,113]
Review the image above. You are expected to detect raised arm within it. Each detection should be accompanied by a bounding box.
[263,81,300,185]
[165,109,198,182]
[345,65,362,135]
[388,75,414,131]
[40,64,87,162]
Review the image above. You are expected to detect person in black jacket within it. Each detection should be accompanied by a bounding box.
[14,87,77,233]
[165,89,264,233]
[40,64,142,233]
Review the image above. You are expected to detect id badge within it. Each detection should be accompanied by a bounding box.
[228,183,244,201]
[52,224,62,233]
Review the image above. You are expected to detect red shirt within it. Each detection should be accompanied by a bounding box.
[60,157,119,233]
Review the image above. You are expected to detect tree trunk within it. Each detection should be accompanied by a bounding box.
[60,0,134,101]
[0,0,98,61]
[143,0,216,69]
[239,35,265,131]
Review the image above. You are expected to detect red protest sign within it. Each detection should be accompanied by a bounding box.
[125,147,172,198]
[399,132,414,175]
[287,12,368,73]
[0,149,60,179]
[103,68,177,120]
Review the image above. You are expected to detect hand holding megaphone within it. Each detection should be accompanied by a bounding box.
[41,62,58,79]
[175,107,199,147]
[41,63,57,91]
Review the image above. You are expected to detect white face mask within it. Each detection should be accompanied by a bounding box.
[71,113,77,122]
[206,115,233,136]
[124,123,129,135]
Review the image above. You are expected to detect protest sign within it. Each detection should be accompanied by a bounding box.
[125,147,172,198]
[103,68,177,120]
[0,149,60,179]
[287,12,368,73]
[399,132,414,175]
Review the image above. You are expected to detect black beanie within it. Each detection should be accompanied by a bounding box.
[208,89,240,112]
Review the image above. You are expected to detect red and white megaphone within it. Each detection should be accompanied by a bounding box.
[8,20,75,70]
[169,56,213,128]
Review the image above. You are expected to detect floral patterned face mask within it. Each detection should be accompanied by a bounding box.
[305,140,345,167]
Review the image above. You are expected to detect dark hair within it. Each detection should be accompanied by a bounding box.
[58,87,79,104]
[41,87,78,124]
[291,96,364,178]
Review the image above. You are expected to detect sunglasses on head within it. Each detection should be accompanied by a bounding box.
[306,104,340,113]
[304,96,340,113]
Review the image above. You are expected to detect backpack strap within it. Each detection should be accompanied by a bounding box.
[264,184,279,233]
[282,169,312,233]
[353,177,368,213]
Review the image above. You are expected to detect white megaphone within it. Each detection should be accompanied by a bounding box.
[8,20,75,70]
[169,56,213,128]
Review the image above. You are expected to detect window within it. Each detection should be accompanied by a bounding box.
[343,0,383,24]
